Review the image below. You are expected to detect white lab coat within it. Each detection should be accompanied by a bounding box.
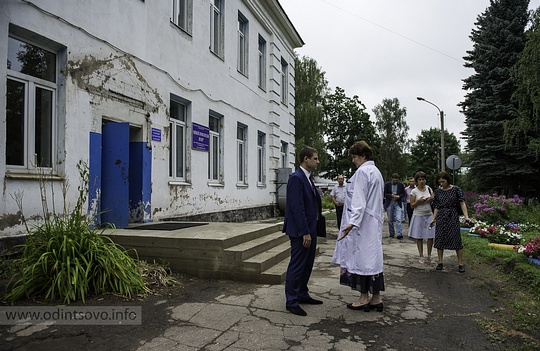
[331,160,384,276]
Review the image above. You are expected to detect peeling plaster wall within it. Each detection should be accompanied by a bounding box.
[1,0,301,231]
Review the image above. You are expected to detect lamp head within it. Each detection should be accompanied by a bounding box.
[416,97,424,101]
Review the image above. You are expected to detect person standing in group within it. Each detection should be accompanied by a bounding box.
[331,141,385,312]
[404,177,416,224]
[331,175,346,230]
[429,171,471,273]
[408,171,435,263]
[283,146,323,316]
[384,173,406,239]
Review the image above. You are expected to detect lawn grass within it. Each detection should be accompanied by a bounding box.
[463,232,540,350]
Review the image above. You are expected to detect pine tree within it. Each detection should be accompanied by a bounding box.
[459,0,530,196]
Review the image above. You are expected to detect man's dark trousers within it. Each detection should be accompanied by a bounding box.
[285,234,317,307]
[335,205,344,230]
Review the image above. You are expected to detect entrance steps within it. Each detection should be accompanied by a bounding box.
[107,222,300,284]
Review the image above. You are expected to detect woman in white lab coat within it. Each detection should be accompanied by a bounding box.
[331,140,385,312]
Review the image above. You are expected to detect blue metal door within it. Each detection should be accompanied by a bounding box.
[101,121,130,228]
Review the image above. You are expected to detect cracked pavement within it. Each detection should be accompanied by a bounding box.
[1,221,505,351]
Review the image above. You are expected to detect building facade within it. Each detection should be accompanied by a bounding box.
[0,0,302,232]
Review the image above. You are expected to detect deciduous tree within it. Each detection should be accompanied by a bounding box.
[323,87,377,179]
[410,128,461,186]
[294,56,329,169]
[373,98,409,181]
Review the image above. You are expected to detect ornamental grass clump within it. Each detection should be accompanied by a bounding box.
[5,161,148,304]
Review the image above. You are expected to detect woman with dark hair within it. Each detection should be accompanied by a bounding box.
[408,171,435,263]
[331,141,385,312]
[429,171,471,273]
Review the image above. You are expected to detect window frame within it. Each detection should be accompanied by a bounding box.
[236,123,247,185]
[171,0,193,34]
[280,58,288,105]
[237,13,248,75]
[258,35,266,90]
[257,131,266,185]
[6,33,60,173]
[208,113,223,183]
[169,96,190,182]
[210,0,224,58]
[281,141,288,168]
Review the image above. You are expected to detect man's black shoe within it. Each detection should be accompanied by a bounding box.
[286,306,307,316]
[299,297,323,305]
[397,235,403,239]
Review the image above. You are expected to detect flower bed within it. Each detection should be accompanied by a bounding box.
[515,237,540,260]
[469,221,523,245]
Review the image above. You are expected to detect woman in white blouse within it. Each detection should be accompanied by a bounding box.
[408,171,435,263]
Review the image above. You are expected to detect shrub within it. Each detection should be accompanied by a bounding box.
[472,194,523,224]
[4,161,148,304]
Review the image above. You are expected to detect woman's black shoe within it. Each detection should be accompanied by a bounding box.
[369,302,384,312]
[346,303,370,311]
[436,263,443,271]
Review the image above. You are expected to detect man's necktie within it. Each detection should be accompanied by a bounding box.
[309,176,316,194]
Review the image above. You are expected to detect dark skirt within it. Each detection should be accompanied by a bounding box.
[339,268,385,294]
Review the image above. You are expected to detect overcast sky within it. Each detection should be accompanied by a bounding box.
[279,0,540,149]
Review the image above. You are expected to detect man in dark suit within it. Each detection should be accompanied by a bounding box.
[283,146,323,316]
[384,173,406,239]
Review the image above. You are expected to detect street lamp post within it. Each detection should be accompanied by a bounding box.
[417,97,445,173]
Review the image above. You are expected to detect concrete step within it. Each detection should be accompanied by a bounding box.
[239,240,291,273]
[225,231,288,262]
[108,222,294,284]
[260,257,290,285]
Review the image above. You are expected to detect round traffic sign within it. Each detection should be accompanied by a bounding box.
[446,155,462,170]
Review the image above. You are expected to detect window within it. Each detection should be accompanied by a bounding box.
[208,114,222,182]
[210,0,224,57]
[258,35,266,90]
[169,97,189,181]
[6,35,58,171]
[237,13,248,75]
[171,0,192,34]
[281,58,288,104]
[281,142,288,168]
[236,124,247,184]
[257,132,266,184]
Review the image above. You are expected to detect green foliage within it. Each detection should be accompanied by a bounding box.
[464,220,540,345]
[294,55,329,170]
[410,128,461,185]
[460,0,533,197]
[4,161,148,304]
[506,8,540,161]
[323,87,378,179]
[321,193,334,211]
[373,98,409,180]
[470,194,524,224]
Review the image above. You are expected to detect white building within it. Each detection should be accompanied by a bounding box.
[0,0,302,231]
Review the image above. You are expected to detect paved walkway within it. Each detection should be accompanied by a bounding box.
[1,220,503,351]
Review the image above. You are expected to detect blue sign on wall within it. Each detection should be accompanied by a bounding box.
[151,128,161,142]
[192,123,210,151]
